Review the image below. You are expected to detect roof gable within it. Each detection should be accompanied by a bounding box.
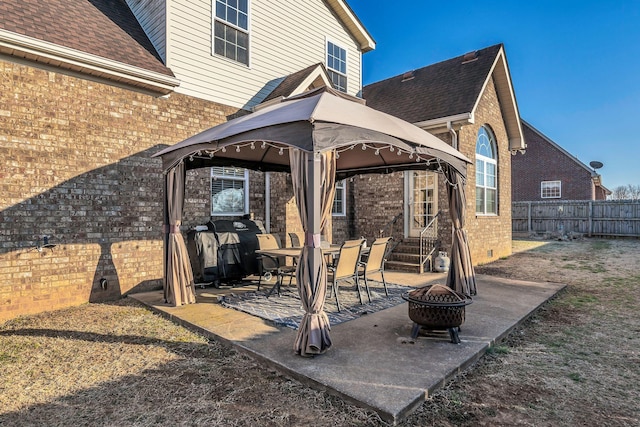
[0,0,177,94]
[521,120,596,177]
[364,44,525,151]
[325,0,375,52]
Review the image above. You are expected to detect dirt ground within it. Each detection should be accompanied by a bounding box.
[1,238,639,426]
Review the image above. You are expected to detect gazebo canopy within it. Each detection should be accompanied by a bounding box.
[154,86,469,179]
[153,86,475,357]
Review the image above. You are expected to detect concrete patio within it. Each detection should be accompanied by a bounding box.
[129,271,565,425]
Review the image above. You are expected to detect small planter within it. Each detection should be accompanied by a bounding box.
[402,284,472,343]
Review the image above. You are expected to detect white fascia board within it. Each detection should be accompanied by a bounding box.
[0,29,180,94]
[325,0,375,52]
[414,113,474,132]
[471,47,525,151]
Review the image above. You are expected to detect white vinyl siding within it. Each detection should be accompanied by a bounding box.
[125,0,167,61]
[166,0,363,109]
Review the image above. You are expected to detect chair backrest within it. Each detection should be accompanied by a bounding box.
[257,234,282,270]
[257,233,280,250]
[365,237,391,272]
[288,232,304,248]
[334,239,364,279]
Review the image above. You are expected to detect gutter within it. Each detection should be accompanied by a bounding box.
[414,112,474,133]
[0,29,180,95]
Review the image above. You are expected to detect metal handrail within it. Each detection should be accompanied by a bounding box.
[379,212,403,238]
[419,210,441,272]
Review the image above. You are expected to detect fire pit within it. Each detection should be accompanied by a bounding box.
[402,284,473,344]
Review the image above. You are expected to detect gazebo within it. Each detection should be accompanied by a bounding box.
[153,86,476,357]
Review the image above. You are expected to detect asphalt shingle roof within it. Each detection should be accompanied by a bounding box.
[0,0,173,77]
[363,44,502,123]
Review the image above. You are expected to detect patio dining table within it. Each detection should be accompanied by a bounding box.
[255,244,369,296]
[255,244,369,260]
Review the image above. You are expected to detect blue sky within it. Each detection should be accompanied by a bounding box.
[348,0,640,190]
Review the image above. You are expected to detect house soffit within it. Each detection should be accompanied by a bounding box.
[324,0,375,52]
[0,0,178,95]
[0,29,179,95]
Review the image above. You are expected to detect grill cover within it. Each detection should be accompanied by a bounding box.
[187,219,265,284]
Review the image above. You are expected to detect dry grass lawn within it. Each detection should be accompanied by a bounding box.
[1,238,639,426]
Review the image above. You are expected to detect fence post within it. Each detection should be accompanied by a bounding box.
[587,200,593,237]
[527,201,532,233]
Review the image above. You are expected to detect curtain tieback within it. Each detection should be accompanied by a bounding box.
[164,224,182,234]
[305,232,322,248]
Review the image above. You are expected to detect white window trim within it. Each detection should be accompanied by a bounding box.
[332,179,346,217]
[541,180,562,199]
[325,37,348,92]
[476,153,498,216]
[212,0,251,67]
[475,126,498,216]
[211,167,250,216]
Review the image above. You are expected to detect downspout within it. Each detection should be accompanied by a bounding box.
[265,172,271,233]
[447,121,458,254]
[447,121,458,150]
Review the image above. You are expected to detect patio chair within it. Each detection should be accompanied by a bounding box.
[327,238,365,312]
[288,231,304,248]
[357,237,392,300]
[256,233,295,297]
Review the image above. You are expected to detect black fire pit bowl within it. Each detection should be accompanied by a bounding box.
[402,284,473,344]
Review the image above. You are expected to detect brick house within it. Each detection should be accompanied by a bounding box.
[361,44,525,268]
[0,0,374,322]
[512,120,610,201]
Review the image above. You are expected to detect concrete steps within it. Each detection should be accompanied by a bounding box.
[386,237,437,274]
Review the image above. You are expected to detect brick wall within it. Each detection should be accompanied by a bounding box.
[0,59,240,322]
[0,57,517,322]
[351,173,405,243]
[459,76,513,264]
[348,77,513,265]
[512,123,595,201]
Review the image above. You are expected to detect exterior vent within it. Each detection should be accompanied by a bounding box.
[462,51,478,64]
[401,70,415,82]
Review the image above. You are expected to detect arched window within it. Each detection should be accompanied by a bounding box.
[476,126,497,214]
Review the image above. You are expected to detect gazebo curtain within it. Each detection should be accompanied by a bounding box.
[289,148,337,356]
[163,161,197,306]
[444,165,477,296]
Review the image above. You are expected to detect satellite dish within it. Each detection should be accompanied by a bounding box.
[589,161,604,170]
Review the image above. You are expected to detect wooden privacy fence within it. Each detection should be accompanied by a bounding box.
[513,200,640,237]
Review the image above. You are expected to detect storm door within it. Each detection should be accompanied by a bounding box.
[405,171,437,237]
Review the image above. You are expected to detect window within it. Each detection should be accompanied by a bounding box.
[475,126,498,215]
[213,0,249,65]
[332,180,346,216]
[326,41,347,92]
[541,181,561,198]
[211,166,249,215]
